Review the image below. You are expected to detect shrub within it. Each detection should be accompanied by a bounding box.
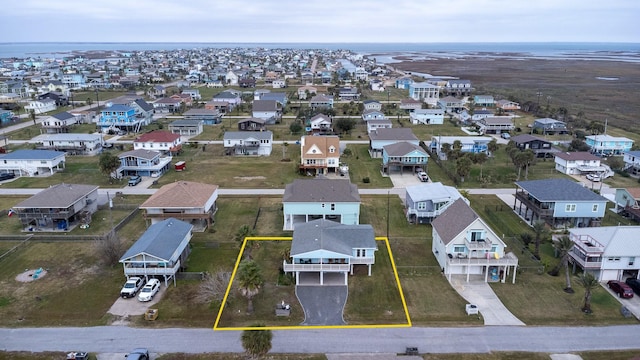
[362,177,370,183]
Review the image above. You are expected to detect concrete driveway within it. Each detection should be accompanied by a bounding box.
[296,285,348,326]
[107,285,167,325]
[601,282,640,320]
[448,276,525,326]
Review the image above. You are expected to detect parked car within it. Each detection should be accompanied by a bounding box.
[120,277,145,298]
[607,280,634,298]
[625,278,640,295]
[0,172,16,181]
[586,173,601,182]
[125,348,149,360]
[137,279,160,302]
[414,167,424,174]
[417,171,429,182]
[500,132,511,139]
[128,175,142,186]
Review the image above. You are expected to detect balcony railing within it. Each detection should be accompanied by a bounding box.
[570,233,604,254]
[123,260,180,276]
[350,257,375,265]
[569,249,602,269]
[465,238,493,250]
[282,260,350,272]
[515,192,554,217]
[447,252,518,266]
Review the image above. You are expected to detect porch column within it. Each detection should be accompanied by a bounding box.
[295,271,299,285]
[501,266,506,283]
[484,267,489,282]
[344,272,348,285]
[368,264,372,276]
[350,264,354,275]
[512,265,517,284]
[466,265,470,282]
[320,271,324,285]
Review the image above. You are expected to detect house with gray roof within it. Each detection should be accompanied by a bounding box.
[0,149,66,177]
[41,111,78,134]
[283,219,377,285]
[282,178,360,230]
[117,149,172,178]
[568,226,640,281]
[381,142,429,175]
[369,128,419,158]
[405,182,466,224]
[532,118,568,135]
[12,183,98,231]
[223,131,273,156]
[514,178,608,228]
[168,119,204,136]
[251,99,281,124]
[32,133,103,155]
[119,218,193,286]
[182,108,221,125]
[432,199,518,283]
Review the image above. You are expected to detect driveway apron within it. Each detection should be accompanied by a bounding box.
[296,285,348,326]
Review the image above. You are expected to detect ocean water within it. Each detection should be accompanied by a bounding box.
[0,42,638,61]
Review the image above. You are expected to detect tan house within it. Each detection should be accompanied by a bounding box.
[139,181,219,231]
[299,135,340,175]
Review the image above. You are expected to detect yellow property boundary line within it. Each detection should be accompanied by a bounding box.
[213,236,412,331]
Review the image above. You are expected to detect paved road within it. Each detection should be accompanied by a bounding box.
[1,325,639,354]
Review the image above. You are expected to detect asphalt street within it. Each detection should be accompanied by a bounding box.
[1,325,639,354]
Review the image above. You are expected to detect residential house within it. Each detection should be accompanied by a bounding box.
[38,92,68,106]
[238,117,267,131]
[405,182,465,224]
[40,81,69,95]
[272,79,286,89]
[410,109,444,125]
[568,226,640,282]
[133,130,182,155]
[68,109,95,124]
[361,109,386,122]
[282,219,377,285]
[117,149,172,178]
[308,114,332,134]
[430,136,492,159]
[473,95,494,107]
[509,134,559,158]
[363,100,382,111]
[147,85,166,99]
[496,99,521,111]
[168,119,203,136]
[170,94,193,107]
[554,152,603,175]
[354,67,368,81]
[282,178,361,230]
[471,109,494,122]
[299,135,340,175]
[119,218,193,286]
[140,181,219,231]
[514,178,608,228]
[239,78,256,88]
[298,85,317,100]
[61,73,85,89]
[181,88,201,101]
[11,183,98,232]
[310,94,334,110]
[369,79,385,92]
[33,133,102,156]
[25,98,56,114]
[41,111,78,133]
[369,128,419,158]
[225,70,239,85]
[614,188,640,222]
[153,97,182,113]
[438,96,465,113]
[98,104,140,133]
[252,100,281,124]
[366,119,393,134]
[338,87,360,101]
[409,82,439,106]
[432,199,519,283]
[445,79,472,96]
[0,149,66,177]
[399,98,423,112]
[395,76,414,90]
[212,91,242,109]
[532,118,568,135]
[477,116,514,134]
[585,134,634,156]
[223,131,273,156]
[622,150,640,176]
[260,92,288,107]
[183,108,221,125]
[0,109,14,125]
[382,142,429,175]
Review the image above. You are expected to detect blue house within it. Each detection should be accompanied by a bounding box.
[282,178,361,231]
[585,134,634,156]
[0,109,14,125]
[405,182,465,224]
[117,149,172,178]
[395,76,414,90]
[369,128,419,158]
[382,142,429,175]
[514,178,608,228]
[98,104,139,133]
[430,136,493,159]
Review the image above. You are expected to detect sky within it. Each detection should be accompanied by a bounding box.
[1,0,639,43]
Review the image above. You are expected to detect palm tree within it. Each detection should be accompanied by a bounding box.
[551,236,575,293]
[456,155,473,183]
[487,139,498,158]
[579,272,598,314]
[531,220,549,260]
[472,152,488,179]
[237,260,264,314]
[519,232,533,251]
[241,324,272,359]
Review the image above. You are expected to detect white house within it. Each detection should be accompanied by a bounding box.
[225,70,239,85]
[432,199,519,283]
[25,98,56,114]
[223,131,273,156]
[410,109,444,125]
[408,82,439,106]
[405,182,466,224]
[0,149,66,177]
[554,152,603,175]
[568,226,640,282]
[133,130,182,155]
[32,133,103,156]
[622,150,640,176]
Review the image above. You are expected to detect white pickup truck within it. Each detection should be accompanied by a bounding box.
[120,277,144,298]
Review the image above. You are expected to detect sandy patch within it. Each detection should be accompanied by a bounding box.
[15,268,48,282]
[233,176,266,181]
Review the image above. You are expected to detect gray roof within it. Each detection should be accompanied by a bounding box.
[283,179,360,203]
[134,99,154,112]
[515,178,608,202]
[252,100,278,112]
[534,118,565,125]
[510,134,547,143]
[223,131,273,141]
[120,218,192,262]
[51,111,75,121]
[369,128,418,141]
[291,219,376,256]
[624,150,640,157]
[169,119,204,126]
[406,182,461,203]
[183,108,219,116]
[33,133,101,142]
[383,142,429,157]
[214,91,239,99]
[119,149,161,160]
[14,183,98,208]
[238,117,267,125]
[431,198,478,245]
[0,149,65,160]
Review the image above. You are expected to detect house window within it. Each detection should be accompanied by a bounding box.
[321,203,325,208]
[417,202,427,210]
[453,246,465,253]
[470,231,483,241]
[565,204,576,212]
[592,204,599,212]
[356,249,366,257]
[331,204,335,211]
[607,257,621,262]
[629,257,635,266]
[329,147,335,153]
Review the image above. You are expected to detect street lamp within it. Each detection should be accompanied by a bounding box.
[95,89,100,110]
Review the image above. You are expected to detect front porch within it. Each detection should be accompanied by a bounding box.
[445,252,519,283]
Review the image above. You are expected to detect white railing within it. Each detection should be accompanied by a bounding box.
[448,252,518,266]
[124,261,180,276]
[350,257,374,265]
[282,260,350,272]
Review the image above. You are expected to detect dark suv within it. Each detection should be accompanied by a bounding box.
[625,278,640,295]
[0,173,15,181]
[608,280,634,298]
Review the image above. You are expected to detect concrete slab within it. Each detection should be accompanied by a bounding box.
[296,285,347,326]
[601,282,640,320]
[107,285,167,325]
[550,354,583,360]
[448,276,525,326]
[327,354,422,360]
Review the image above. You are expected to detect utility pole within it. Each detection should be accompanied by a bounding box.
[386,190,390,239]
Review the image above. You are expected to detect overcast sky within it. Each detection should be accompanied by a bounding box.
[1,0,638,43]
